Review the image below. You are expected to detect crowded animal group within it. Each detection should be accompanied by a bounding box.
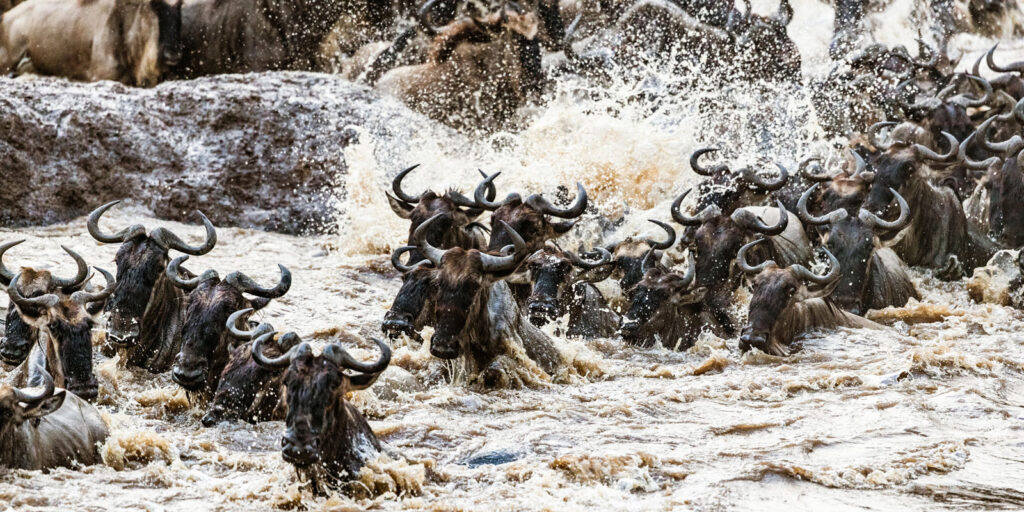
[4,0,1024,501]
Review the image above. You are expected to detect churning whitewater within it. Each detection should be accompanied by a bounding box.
[3,0,1024,510]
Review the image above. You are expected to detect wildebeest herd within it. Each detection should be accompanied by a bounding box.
[3,0,1024,504]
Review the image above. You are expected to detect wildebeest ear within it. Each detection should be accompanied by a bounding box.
[19,390,65,420]
[386,193,415,219]
[798,278,840,302]
[249,297,272,312]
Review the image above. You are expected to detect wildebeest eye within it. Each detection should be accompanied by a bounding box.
[786,286,797,296]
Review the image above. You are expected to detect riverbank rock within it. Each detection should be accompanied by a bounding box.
[0,73,447,234]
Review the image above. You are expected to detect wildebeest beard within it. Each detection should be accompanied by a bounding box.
[1,308,37,366]
[382,268,435,342]
[824,218,876,315]
[48,314,98,400]
[431,273,484,360]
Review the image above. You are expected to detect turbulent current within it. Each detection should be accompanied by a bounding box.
[3,0,1024,510]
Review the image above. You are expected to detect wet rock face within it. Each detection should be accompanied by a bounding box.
[0,73,441,234]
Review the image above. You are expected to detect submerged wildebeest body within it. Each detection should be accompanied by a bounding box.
[173,0,378,77]
[395,214,563,386]
[797,183,920,315]
[0,0,182,86]
[738,239,881,356]
[201,312,291,427]
[251,331,390,493]
[511,243,619,338]
[167,256,291,397]
[620,250,715,350]
[88,200,217,373]
[0,370,108,470]
[376,7,545,131]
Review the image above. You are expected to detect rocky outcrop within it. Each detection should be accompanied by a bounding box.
[0,72,446,234]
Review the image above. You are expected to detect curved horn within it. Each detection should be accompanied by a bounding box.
[226,308,270,340]
[946,74,992,108]
[391,164,425,204]
[474,172,520,211]
[323,337,392,375]
[979,117,1024,155]
[791,248,841,285]
[567,247,611,270]
[644,219,676,250]
[741,163,788,191]
[850,150,868,177]
[226,265,292,299]
[912,131,958,162]
[678,251,696,287]
[166,255,218,291]
[87,200,146,244]
[799,157,831,182]
[51,246,90,290]
[690,148,727,176]
[391,245,433,273]
[958,131,1001,170]
[796,184,848,226]
[985,42,1024,74]
[7,273,59,311]
[150,211,217,256]
[525,182,588,219]
[859,188,911,231]
[251,331,293,370]
[670,189,721,226]
[416,0,446,34]
[0,239,25,286]
[732,200,790,236]
[868,121,897,151]
[737,238,773,275]
[412,213,450,266]
[640,247,657,274]
[13,368,55,406]
[479,221,526,273]
[71,267,115,304]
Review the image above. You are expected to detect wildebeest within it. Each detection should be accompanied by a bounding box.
[251,331,390,493]
[382,246,435,343]
[961,116,1024,247]
[797,183,920,315]
[387,164,495,264]
[673,191,811,334]
[619,249,715,350]
[172,0,379,77]
[598,219,678,303]
[201,311,290,427]
[166,256,291,396]
[509,243,619,338]
[0,369,108,469]
[87,200,217,373]
[737,238,880,356]
[0,0,182,86]
[396,213,562,386]
[7,267,114,401]
[474,172,588,253]
[376,5,544,131]
[865,130,997,274]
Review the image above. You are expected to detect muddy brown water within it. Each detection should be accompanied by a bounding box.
[4,0,1024,510]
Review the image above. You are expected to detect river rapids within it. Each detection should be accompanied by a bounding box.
[3,0,1024,510]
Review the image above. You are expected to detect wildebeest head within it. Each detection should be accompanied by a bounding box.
[673,189,789,323]
[594,219,676,295]
[474,173,587,252]
[798,183,911,315]
[738,238,840,356]
[0,370,66,434]
[686,148,789,217]
[252,332,390,468]
[406,213,528,359]
[386,164,495,262]
[620,249,705,348]
[7,267,114,400]
[727,0,800,80]
[151,0,183,68]
[0,242,94,368]
[514,242,612,326]
[88,200,217,348]
[964,116,1024,245]
[897,74,992,126]
[201,313,288,427]
[382,248,435,342]
[864,130,958,214]
[168,256,291,392]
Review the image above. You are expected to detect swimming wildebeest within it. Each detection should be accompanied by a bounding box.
[87,200,217,373]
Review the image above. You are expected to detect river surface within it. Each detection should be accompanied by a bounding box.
[4,0,1024,510]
